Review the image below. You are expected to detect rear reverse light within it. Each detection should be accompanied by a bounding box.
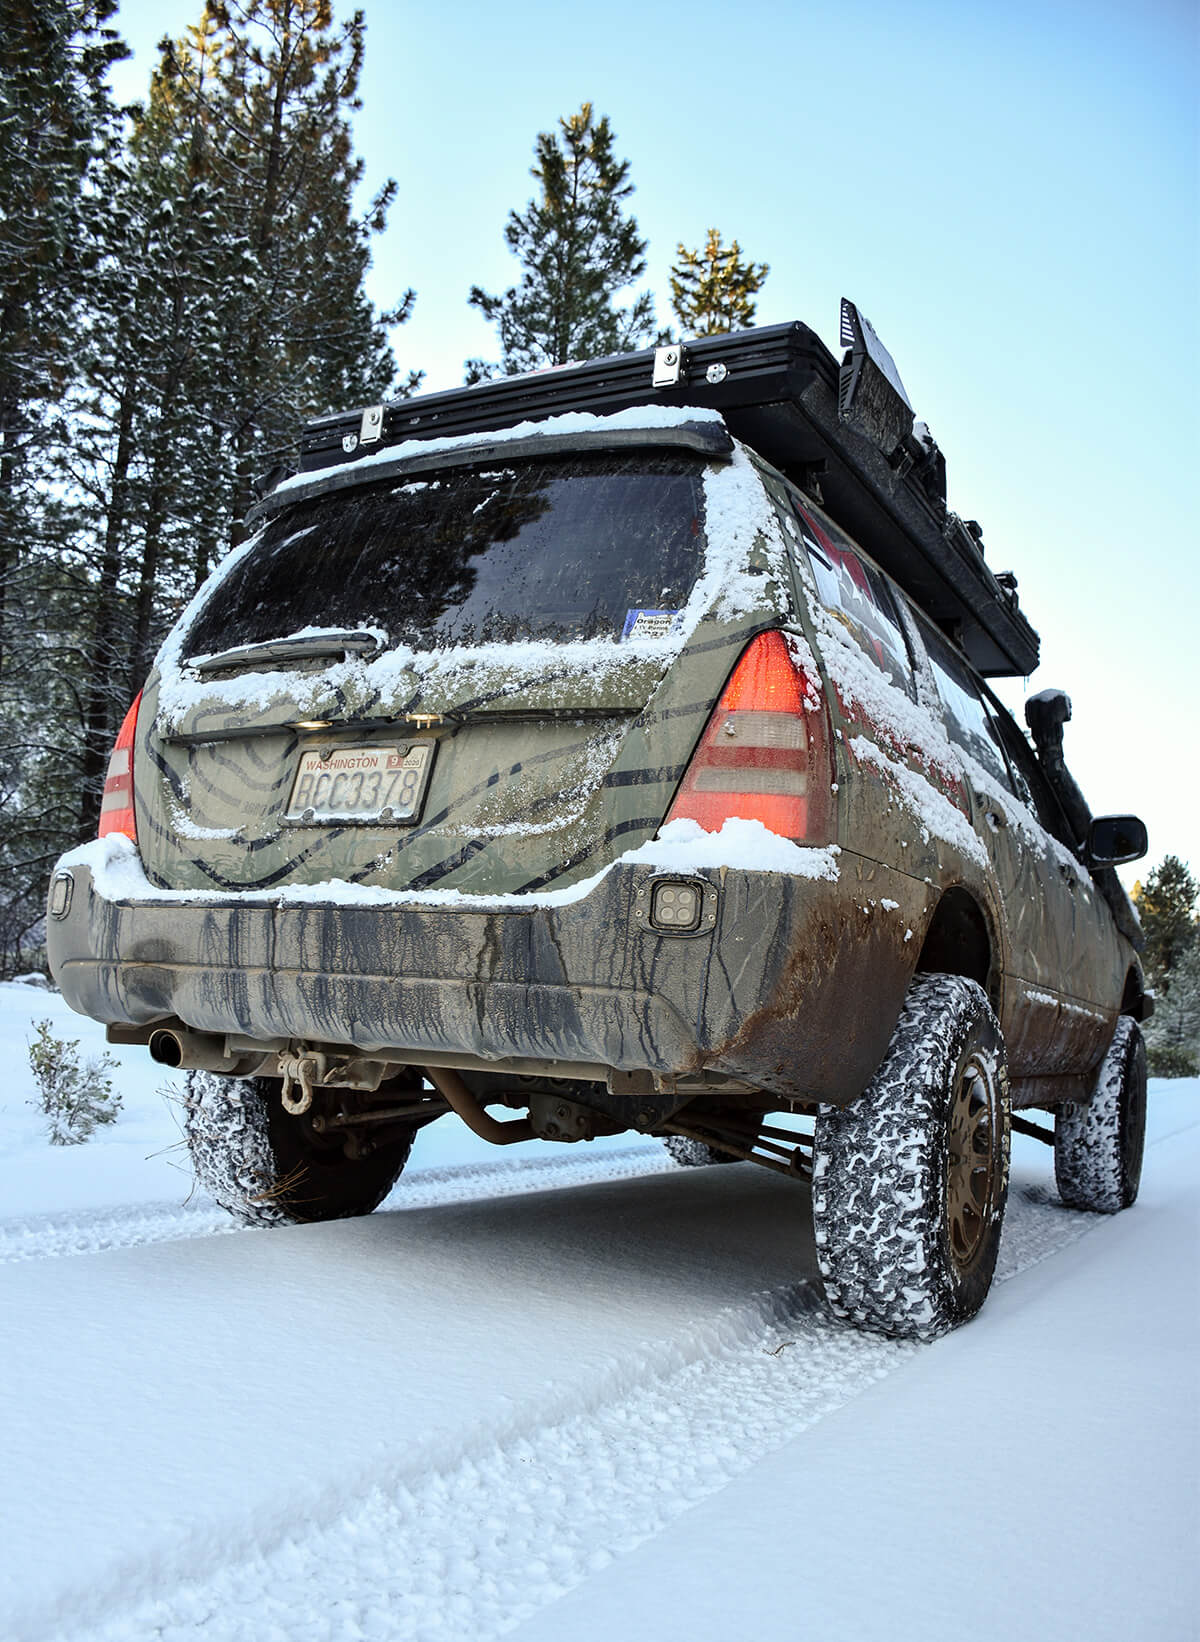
[97,693,142,842]
[666,631,833,842]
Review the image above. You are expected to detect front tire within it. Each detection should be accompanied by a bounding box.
[812,974,1011,1341]
[184,1073,414,1227]
[1054,1016,1147,1213]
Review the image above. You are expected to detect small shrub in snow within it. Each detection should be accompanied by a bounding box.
[1146,1042,1198,1079]
[27,1019,122,1144]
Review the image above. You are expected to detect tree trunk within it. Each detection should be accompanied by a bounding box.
[77,371,138,835]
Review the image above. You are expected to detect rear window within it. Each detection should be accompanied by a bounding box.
[185,451,707,656]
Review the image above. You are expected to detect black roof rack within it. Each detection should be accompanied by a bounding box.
[297,306,1039,678]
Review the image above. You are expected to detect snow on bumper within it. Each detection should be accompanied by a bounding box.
[46,829,927,1102]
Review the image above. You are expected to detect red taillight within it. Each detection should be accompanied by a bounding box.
[97,693,142,842]
[666,632,833,842]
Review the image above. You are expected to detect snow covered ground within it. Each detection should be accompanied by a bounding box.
[1,980,1196,1641]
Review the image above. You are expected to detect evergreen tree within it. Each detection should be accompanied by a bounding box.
[669,228,769,337]
[0,1,126,631]
[1145,945,1200,1077]
[1135,854,1199,995]
[64,132,220,826]
[466,103,656,380]
[0,0,126,972]
[0,0,421,971]
[60,0,421,841]
[158,0,419,555]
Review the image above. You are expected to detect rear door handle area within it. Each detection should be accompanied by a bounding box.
[984,810,1008,832]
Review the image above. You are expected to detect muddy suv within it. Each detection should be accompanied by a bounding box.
[47,314,1150,1339]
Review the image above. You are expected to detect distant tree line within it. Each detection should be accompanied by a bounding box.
[1135,855,1200,1077]
[0,4,768,976]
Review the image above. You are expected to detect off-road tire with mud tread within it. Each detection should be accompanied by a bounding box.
[1054,1015,1146,1213]
[811,973,1011,1341]
[184,1072,414,1227]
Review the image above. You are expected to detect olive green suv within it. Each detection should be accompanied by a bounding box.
[46,318,1150,1339]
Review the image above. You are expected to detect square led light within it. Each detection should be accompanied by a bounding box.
[650,879,701,932]
[49,871,74,920]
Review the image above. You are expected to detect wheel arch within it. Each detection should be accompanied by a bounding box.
[913,884,999,1012]
[1119,965,1152,1023]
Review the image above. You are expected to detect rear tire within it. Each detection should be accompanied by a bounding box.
[812,974,1011,1341]
[184,1072,414,1227]
[1054,1016,1147,1212]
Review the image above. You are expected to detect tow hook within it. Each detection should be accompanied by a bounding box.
[279,1051,328,1115]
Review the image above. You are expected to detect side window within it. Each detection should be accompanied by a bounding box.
[921,625,1015,792]
[787,498,918,700]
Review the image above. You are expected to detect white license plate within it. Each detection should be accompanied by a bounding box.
[286,745,432,824]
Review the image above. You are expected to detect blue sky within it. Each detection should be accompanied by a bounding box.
[108,0,1198,878]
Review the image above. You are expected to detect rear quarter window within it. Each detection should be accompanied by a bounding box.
[921,625,1015,792]
[782,499,917,701]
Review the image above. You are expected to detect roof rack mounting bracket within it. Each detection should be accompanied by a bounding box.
[652,345,685,389]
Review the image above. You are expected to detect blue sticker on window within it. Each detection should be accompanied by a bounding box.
[621,608,683,642]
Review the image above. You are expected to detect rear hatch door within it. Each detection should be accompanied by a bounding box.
[139,425,784,898]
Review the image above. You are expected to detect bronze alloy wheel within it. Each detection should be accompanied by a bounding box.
[945,1051,1003,1278]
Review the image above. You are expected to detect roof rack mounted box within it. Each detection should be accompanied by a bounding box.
[297,309,1039,678]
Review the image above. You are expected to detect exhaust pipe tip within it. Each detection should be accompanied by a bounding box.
[148,1029,184,1068]
[147,1026,265,1077]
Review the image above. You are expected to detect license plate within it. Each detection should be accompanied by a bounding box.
[286,744,433,825]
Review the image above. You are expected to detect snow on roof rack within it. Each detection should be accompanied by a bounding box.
[297,309,1039,678]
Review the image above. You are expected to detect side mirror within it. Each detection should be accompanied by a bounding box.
[1084,815,1148,869]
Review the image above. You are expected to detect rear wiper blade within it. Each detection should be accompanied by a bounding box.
[404,705,638,732]
[188,629,385,674]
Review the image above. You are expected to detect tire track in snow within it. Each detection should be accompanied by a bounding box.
[392,1142,677,1207]
[0,1200,239,1264]
[48,1134,1168,1642]
[0,1147,675,1265]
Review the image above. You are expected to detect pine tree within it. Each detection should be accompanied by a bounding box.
[0,0,422,971]
[61,0,421,841]
[466,103,657,380]
[0,1,126,634]
[159,0,418,554]
[669,228,769,337]
[0,0,127,973]
[1135,855,1199,995]
[1145,946,1200,1077]
[63,11,252,828]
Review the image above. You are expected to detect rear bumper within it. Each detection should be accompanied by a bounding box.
[47,840,925,1103]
